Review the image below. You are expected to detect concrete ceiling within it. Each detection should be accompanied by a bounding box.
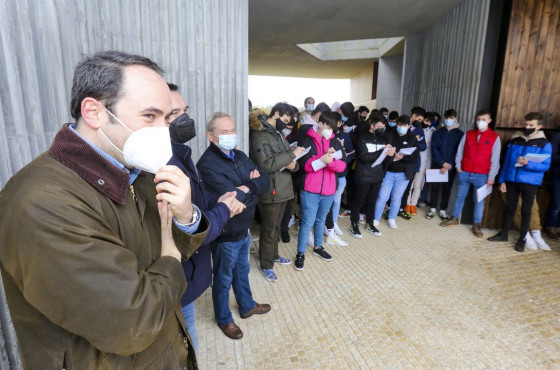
[249,0,463,78]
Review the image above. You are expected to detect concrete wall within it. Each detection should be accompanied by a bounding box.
[350,64,374,104]
[376,55,404,112]
[0,0,249,189]
[401,0,491,127]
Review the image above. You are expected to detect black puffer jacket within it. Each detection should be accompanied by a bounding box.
[354,131,393,183]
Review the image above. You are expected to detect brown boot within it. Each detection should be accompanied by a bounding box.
[440,217,459,227]
[544,227,560,240]
[472,223,483,238]
[218,321,243,340]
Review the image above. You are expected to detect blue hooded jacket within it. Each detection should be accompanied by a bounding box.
[498,131,551,186]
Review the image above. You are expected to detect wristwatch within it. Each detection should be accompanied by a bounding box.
[177,206,199,227]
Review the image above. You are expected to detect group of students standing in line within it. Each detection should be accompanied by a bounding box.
[247,99,557,287]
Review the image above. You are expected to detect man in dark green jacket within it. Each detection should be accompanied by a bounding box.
[0,51,208,369]
[249,103,304,283]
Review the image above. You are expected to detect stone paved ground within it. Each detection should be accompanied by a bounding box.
[194,210,560,369]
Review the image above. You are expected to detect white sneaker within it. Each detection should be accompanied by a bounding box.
[359,214,365,224]
[287,214,296,228]
[373,219,380,227]
[333,223,344,236]
[388,219,397,229]
[524,232,538,250]
[531,230,551,251]
[327,230,349,247]
[307,232,314,247]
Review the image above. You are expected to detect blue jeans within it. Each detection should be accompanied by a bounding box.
[546,175,560,227]
[331,176,347,225]
[374,172,410,221]
[297,190,335,253]
[182,302,198,353]
[452,171,488,223]
[212,233,256,325]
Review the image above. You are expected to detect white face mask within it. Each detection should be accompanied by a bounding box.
[281,128,292,137]
[476,120,488,130]
[101,108,172,173]
[321,128,333,139]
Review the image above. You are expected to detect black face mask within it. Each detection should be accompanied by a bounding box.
[375,127,386,136]
[412,120,422,128]
[422,123,430,129]
[275,118,287,132]
[524,128,536,137]
[169,113,196,143]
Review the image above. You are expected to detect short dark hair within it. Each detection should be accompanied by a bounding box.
[525,112,544,124]
[358,106,370,114]
[388,111,399,120]
[339,102,355,118]
[475,109,492,119]
[444,109,457,118]
[167,82,179,92]
[312,102,331,116]
[268,102,292,118]
[398,115,410,125]
[410,106,426,118]
[318,111,339,130]
[304,97,314,104]
[379,107,389,114]
[70,51,164,120]
[369,113,386,124]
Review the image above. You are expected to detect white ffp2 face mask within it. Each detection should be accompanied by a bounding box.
[101,108,172,173]
[476,120,488,130]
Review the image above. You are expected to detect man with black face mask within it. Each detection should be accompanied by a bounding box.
[167,83,245,353]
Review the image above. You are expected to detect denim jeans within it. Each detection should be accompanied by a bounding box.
[297,190,335,253]
[452,171,488,223]
[331,176,347,225]
[546,175,560,227]
[212,233,256,325]
[182,302,198,353]
[374,172,410,221]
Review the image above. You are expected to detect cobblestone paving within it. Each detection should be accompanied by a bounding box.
[195,210,560,369]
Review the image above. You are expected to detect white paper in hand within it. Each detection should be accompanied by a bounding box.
[476,184,493,202]
[425,169,449,183]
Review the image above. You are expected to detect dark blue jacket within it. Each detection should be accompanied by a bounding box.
[168,141,230,307]
[336,130,354,177]
[550,131,560,177]
[411,125,427,172]
[498,132,551,186]
[197,143,270,242]
[430,126,464,168]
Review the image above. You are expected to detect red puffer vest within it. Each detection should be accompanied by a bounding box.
[461,129,498,174]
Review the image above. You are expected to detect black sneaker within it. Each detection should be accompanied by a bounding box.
[488,232,508,242]
[349,222,363,239]
[515,238,525,252]
[294,253,305,271]
[281,230,290,243]
[398,209,412,220]
[313,247,333,261]
[365,224,382,237]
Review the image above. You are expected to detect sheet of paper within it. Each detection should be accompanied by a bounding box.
[280,146,311,171]
[311,158,327,172]
[332,150,343,160]
[425,169,449,183]
[476,184,493,202]
[399,147,416,156]
[514,153,550,167]
[371,152,387,168]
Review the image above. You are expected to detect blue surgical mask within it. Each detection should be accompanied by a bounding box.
[388,121,397,127]
[444,119,455,127]
[384,115,389,120]
[397,126,408,135]
[217,134,237,151]
[341,114,348,122]
[306,104,314,111]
